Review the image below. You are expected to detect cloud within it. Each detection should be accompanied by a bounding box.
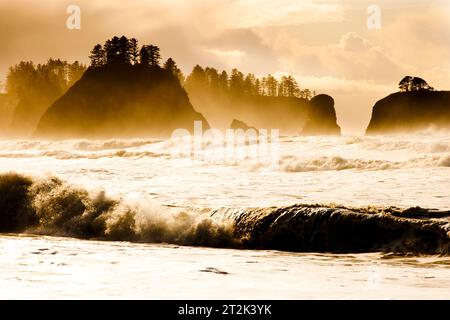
[374,4,450,88]
[0,0,343,80]
[339,32,371,52]
[215,0,345,28]
[377,5,450,68]
[1,0,449,133]
[264,31,413,84]
[201,48,246,70]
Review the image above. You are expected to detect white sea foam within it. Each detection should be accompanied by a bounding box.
[0,133,449,210]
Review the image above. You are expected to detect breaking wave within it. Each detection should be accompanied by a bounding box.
[209,206,450,254]
[0,139,160,151]
[0,139,168,160]
[281,155,450,172]
[1,173,450,254]
[0,173,236,247]
[0,150,167,160]
[1,152,449,172]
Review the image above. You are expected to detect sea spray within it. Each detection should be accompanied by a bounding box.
[0,173,238,247]
[1,173,450,254]
[210,206,450,253]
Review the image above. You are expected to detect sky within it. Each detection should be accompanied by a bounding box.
[1,0,449,133]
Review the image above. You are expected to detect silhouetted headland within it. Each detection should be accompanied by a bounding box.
[185,66,313,134]
[366,76,450,134]
[34,37,209,139]
[2,36,340,138]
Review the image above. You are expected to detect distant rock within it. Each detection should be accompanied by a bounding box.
[301,94,341,135]
[230,119,257,131]
[187,91,310,134]
[34,64,209,139]
[366,91,450,134]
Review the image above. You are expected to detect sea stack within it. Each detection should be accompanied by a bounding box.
[230,119,257,131]
[34,64,209,139]
[366,91,450,134]
[301,94,341,135]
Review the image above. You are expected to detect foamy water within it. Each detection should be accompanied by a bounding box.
[0,133,449,299]
[0,133,449,209]
[2,234,450,299]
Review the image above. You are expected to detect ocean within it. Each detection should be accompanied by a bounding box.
[0,132,449,299]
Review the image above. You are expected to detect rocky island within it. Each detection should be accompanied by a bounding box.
[366,76,450,134]
[34,37,209,139]
[301,94,341,135]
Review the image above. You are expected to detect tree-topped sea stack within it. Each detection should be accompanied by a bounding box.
[34,36,209,139]
[366,76,450,134]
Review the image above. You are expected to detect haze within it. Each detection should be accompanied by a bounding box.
[1,0,449,133]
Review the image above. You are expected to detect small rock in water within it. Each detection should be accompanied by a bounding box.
[199,267,229,275]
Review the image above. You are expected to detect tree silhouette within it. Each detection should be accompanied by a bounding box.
[163,58,185,84]
[185,66,314,99]
[150,45,161,67]
[104,36,121,65]
[399,76,434,92]
[7,60,86,98]
[411,77,434,91]
[254,78,261,95]
[139,46,150,66]
[185,65,208,92]
[147,45,161,67]
[68,61,86,87]
[229,69,244,95]
[101,36,139,65]
[129,38,139,65]
[279,76,300,97]
[6,61,36,97]
[244,73,256,95]
[87,37,317,100]
[6,59,87,135]
[264,75,278,97]
[89,37,144,67]
[139,45,161,67]
[399,76,413,92]
[163,58,176,73]
[301,89,313,100]
[118,36,132,64]
[205,67,220,90]
[89,44,106,67]
[218,71,229,92]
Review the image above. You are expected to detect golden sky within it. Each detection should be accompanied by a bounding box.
[1,0,449,133]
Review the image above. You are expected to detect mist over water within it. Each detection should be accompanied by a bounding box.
[1,132,450,298]
[0,132,448,209]
[0,131,449,251]
[1,0,450,300]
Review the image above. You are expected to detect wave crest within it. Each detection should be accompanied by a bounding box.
[1,173,449,254]
[281,155,450,172]
[0,173,237,248]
